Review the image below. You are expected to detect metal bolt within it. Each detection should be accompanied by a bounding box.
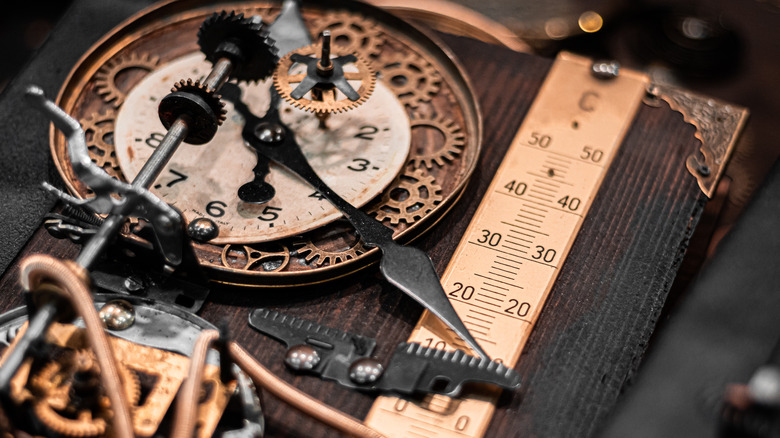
[99,300,136,331]
[187,217,219,242]
[284,345,320,371]
[591,60,620,80]
[348,358,384,385]
[123,276,145,293]
[255,122,285,144]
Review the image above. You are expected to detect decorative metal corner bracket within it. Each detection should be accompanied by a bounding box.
[646,83,749,198]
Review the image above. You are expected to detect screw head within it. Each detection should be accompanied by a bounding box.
[697,164,711,177]
[188,217,219,242]
[255,122,285,144]
[591,60,620,80]
[123,276,145,293]
[348,358,384,385]
[285,345,320,371]
[99,300,136,331]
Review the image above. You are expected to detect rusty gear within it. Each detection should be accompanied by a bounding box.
[198,10,278,81]
[409,114,466,169]
[311,12,384,57]
[371,168,443,225]
[294,237,369,267]
[30,349,140,437]
[379,51,441,108]
[94,53,159,108]
[274,43,375,114]
[81,110,123,180]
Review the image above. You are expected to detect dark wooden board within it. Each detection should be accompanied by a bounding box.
[0,25,707,438]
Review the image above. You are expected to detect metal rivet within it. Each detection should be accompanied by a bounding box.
[591,60,620,80]
[188,217,219,242]
[255,122,285,144]
[284,345,320,371]
[697,164,711,177]
[99,300,136,331]
[123,276,144,293]
[348,358,384,385]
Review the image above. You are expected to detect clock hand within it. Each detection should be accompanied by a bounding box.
[223,84,489,360]
[236,0,311,204]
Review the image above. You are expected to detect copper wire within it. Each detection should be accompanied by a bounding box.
[19,255,135,438]
[171,329,219,438]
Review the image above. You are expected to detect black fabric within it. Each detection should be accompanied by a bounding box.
[599,157,780,437]
[0,0,155,276]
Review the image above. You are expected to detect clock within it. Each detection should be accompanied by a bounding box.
[48,0,482,287]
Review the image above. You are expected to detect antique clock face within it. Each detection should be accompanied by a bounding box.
[51,0,481,286]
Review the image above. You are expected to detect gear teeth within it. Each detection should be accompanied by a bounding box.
[198,10,278,81]
[274,44,375,114]
[171,78,227,125]
[408,114,467,169]
[379,51,441,108]
[294,238,368,267]
[371,168,443,225]
[94,52,159,108]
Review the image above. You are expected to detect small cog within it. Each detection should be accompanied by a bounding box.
[94,53,159,108]
[379,51,441,108]
[311,12,385,57]
[294,237,369,267]
[371,168,443,225]
[274,43,375,114]
[30,349,140,437]
[81,110,123,180]
[170,78,227,125]
[408,114,466,169]
[198,10,278,81]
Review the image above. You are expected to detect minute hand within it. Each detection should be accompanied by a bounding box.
[225,85,489,360]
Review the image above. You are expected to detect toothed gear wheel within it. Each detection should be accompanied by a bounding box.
[94,53,159,108]
[311,12,385,57]
[170,78,227,125]
[198,10,278,81]
[81,110,123,180]
[158,78,227,145]
[274,44,376,114]
[30,349,141,437]
[379,52,441,108]
[408,114,466,169]
[294,237,369,267]
[371,168,443,225]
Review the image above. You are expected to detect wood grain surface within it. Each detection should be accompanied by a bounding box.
[0,36,707,437]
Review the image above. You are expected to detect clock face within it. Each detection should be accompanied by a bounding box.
[50,0,482,286]
[114,53,411,245]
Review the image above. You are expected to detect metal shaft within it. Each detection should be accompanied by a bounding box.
[74,57,235,271]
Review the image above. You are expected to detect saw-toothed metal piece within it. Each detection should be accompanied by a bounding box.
[158,79,227,145]
[248,308,519,397]
[198,10,279,81]
[371,168,443,225]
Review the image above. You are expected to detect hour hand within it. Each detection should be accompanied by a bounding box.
[222,83,490,360]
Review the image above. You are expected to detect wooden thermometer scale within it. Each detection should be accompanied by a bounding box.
[366,52,649,437]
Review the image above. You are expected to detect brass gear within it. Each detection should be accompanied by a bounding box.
[274,44,376,114]
[371,168,443,225]
[94,52,159,108]
[311,12,385,57]
[294,236,369,267]
[378,51,441,108]
[81,110,122,180]
[408,114,466,169]
[30,349,141,437]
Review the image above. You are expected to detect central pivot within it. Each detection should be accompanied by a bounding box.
[316,30,334,77]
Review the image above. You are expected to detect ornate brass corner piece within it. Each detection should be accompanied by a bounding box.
[650,84,749,198]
